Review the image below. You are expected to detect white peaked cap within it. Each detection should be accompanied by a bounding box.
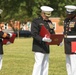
[65,5,76,12]
[40,6,54,12]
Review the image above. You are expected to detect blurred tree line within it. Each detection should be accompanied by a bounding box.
[0,0,76,24]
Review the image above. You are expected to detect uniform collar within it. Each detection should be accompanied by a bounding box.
[67,15,76,21]
[39,16,51,22]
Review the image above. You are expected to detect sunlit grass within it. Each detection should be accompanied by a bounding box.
[0,38,67,75]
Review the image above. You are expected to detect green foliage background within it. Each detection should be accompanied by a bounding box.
[0,0,76,22]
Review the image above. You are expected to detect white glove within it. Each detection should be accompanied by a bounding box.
[8,33,12,37]
[59,42,63,46]
[42,35,52,43]
[6,41,11,45]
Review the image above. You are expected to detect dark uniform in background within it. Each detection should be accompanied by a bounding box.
[31,6,55,75]
[0,9,4,70]
[64,5,76,75]
[0,31,4,54]
[0,29,12,70]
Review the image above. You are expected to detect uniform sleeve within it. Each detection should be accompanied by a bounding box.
[31,20,42,42]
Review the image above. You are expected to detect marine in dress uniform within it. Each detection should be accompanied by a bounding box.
[31,6,55,75]
[0,9,12,70]
[64,5,76,75]
[0,26,12,70]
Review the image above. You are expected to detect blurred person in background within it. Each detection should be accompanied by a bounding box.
[0,9,12,70]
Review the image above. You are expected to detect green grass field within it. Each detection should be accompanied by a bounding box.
[0,38,67,75]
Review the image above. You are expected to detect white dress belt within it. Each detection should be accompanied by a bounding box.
[65,35,76,38]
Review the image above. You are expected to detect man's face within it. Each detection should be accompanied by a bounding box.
[0,23,3,29]
[66,14,74,19]
[44,11,51,18]
[41,11,51,20]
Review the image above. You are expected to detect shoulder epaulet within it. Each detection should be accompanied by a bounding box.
[33,17,42,22]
